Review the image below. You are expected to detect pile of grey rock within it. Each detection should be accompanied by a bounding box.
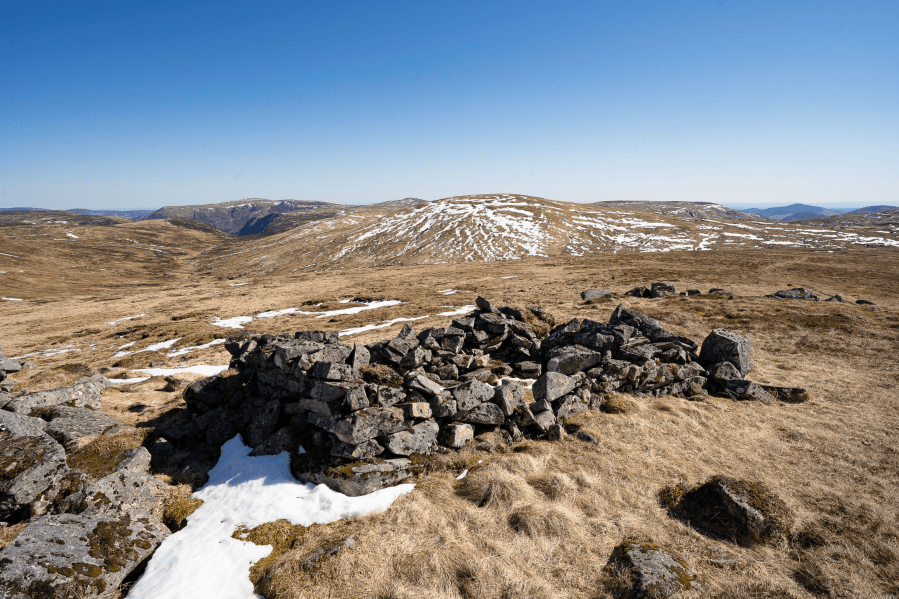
[0,352,166,599]
[156,298,804,497]
[0,346,23,393]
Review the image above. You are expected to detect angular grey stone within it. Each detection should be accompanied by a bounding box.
[349,342,370,370]
[773,288,819,301]
[515,361,542,377]
[475,296,500,314]
[455,402,504,425]
[707,361,741,381]
[343,384,369,412]
[295,330,340,344]
[581,289,614,301]
[451,354,475,370]
[759,386,810,403]
[532,410,556,433]
[0,430,67,520]
[547,423,566,441]
[32,405,125,448]
[245,399,281,447]
[824,294,844,302]
[401,346,433,368]
[250,426,303,457]
[0,356,22,373]
[57,470,167,516]
[308,380,350,402]
[723,380,776,405]
[575,430,598,444]
[436,363,459,380]
[0,510,168,599]
[400,402,432,419]
[333,407,405,445]
[375,338,415,365]
[554,395,588,422]
[0,411,47,437]
[492,381,526,416]
[205,415,237,446]
[428,391,457,418]
[452,380,494,411]
[385,420,439,455]
[460,368,497,384]
[375,386,406,408]
[2,375,110,415]
[625,286,651,298]
[650,282,677,298]
[546,345,603,375]
[293,457,416,496]
[609,542,701,598]
[312,361,357,381]
[440,423,474,448]
[330,437,384,460]
[699,328,752,377]
[114,446,151,474]
[405,373,443,397]
[530,398,552,414]
[532,372,576,403]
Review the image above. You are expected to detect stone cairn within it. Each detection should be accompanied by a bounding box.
[174,297,804,496]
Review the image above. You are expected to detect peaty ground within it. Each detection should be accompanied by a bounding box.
[1,246,898,598]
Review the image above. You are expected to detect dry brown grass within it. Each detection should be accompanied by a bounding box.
[1,237,898,598]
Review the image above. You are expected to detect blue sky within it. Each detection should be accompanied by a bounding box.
[2,0,897,210]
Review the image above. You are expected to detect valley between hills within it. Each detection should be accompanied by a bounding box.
[1,195,898,599]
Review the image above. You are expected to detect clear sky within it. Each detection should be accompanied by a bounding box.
[2,0,897,210]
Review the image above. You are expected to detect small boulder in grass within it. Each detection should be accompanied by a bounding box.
[659,476,793,545]
[580,289,614,301]
[607,541,701,598]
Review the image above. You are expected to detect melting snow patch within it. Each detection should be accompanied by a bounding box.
[229,283,248,287]
[2,297,23,301]
[127,435,414,599]
[168,339,227,357]
[437,305,476,317]
[339,316,430,337]
[66,232,79,239]
[257,300,402,320]
[0,252,19,258]
[211,316,255,329]
[106,313,146,325]
[114,338,183,358]
[500,275,518,279]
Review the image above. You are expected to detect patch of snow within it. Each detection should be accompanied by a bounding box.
[168,339,227,357]
[437,305,476,317]
[494,377,536,389]
[135,364,230,378]
[117,341,136,350]
[456,469,469,480]
[257,300,402,320]
[66,232,79,239]
[229,283,248,287]
[211,316,255,329]
[127,435,414,599]
[0,252,19,258]
[106,313,146,325]
[500,275,518,279]
[2,297,23,301]
[339,316,429,337]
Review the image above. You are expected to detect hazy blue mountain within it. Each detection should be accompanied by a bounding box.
[743,204,846,220]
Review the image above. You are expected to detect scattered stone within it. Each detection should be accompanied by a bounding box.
[547,423,566,441]
[759,386,810,404]
[856,299,875,305]
[662,476,793,545]
[707,361,742,381]
[475,296,500,314]
[574,430,598,444]
[650,282,677,298]
[723,380,776,405]
[824,295,844,302]
[773,288,820,301]
[608,542,701,597]
[581,289,614,301]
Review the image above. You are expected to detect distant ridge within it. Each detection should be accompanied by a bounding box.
[589,201,760,222]
[68,208,157,219]
[845,205,899,215]
[743,203,846,220]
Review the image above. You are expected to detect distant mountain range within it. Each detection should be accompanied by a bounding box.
[0,207,156,219]
[742,203,846,221]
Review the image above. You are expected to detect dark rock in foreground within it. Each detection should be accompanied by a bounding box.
[608,541,701,597]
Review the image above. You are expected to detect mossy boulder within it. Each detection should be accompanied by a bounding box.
[607,541,701,598]
[0,430,67,521]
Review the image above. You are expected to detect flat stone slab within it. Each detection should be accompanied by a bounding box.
[0,509,169,599]
[292,456,419,497]
[609,542,701,598]
[1,375,110,415]
[0,430,67,521]
[31,405,126,447]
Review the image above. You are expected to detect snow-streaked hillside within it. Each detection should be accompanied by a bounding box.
[195,194,899,278]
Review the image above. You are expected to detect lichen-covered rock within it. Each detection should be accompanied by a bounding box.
[608,542,701,598]
[455,402,505,425]
[723,379,776,405]
[699,329,752,377]
[760,385,810,403]
[333,407,405,445]
[662,476,793,545]
[2,375,110,415]
[532,372,575,403]
[452,380,494,411]
[440,423,473,448]
[31,405,127,448]
[707,361,742,381]
[405,373,443,397]
[492,381,526,416]
[428,391,457,418]
[385,421,439,455]
[0,509,169,599]
[532,410,556,432]
[56,470,167,516]
[0,411,48,437]
[773,288,819,301]
[554,394,588,422]
[250,426,303,457]
[114,446,152,474]
[399,402,432,419]
[546,345,604,375]
[0,430,67,521]
[292,455,417,496]
[581,289,614,301]
[244,399,281,447]
[330,438,384,460]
